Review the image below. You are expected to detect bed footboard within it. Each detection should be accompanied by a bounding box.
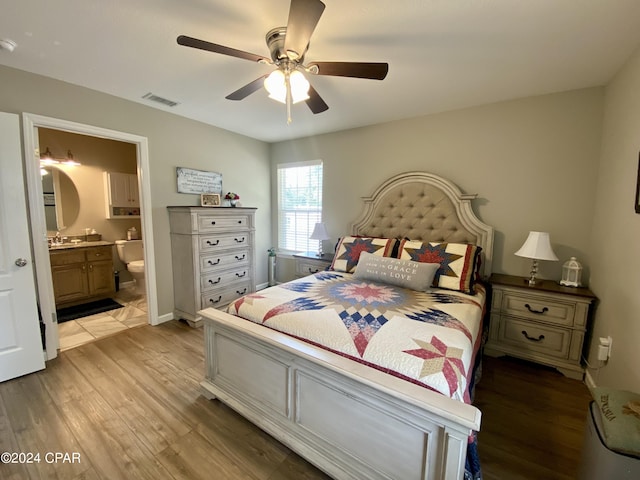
[199,307,481,480]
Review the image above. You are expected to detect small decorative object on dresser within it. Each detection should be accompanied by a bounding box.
[514,231,559,286]
[486,273,597,380]
[224,192,240,207]
[200,193,220,207]
[560,256,583,287]
[292,250,332,277]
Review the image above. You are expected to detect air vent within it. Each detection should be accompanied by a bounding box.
[142,92,179,107]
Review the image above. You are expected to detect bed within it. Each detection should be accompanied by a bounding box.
[199,171,494,480]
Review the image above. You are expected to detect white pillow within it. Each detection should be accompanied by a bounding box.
[353,251,439,292]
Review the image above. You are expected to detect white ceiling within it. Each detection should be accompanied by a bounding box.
[2,0,640,143]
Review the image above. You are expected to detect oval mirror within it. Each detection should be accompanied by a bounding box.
[42,166,80,232]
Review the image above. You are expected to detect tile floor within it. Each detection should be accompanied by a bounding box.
[57,284,148,351]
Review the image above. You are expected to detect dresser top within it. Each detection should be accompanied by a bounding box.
[489,273,596,299]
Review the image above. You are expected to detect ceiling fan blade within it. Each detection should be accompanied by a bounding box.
[225,75,269,101]
[305,85,329,114]
[308,61,389,80]
[284,0,326,60]
[177,35,269,63]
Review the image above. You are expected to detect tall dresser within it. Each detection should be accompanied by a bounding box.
[167,206,256,327]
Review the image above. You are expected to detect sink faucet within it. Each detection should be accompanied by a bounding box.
[54,231,62,244]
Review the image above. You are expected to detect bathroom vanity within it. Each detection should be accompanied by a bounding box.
[49,241,115,307]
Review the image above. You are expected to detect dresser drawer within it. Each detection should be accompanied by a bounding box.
[200,249,250,273]
[201,281,251,309]
[501,292,575,327]
[499,316,570,359]
[198,233,250,252]
[201,266,251,292]
[197,214,250,233]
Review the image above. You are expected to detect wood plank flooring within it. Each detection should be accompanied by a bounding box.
[0,321,592,480]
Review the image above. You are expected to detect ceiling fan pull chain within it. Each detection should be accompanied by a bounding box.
[285,69,293,124]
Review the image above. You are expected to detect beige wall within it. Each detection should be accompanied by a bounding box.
[271,88,604,284]
[588,44,640,392]
[0,65,270,320]
[39,128,140,282]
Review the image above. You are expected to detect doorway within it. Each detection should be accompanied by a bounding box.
[22,113,158,361]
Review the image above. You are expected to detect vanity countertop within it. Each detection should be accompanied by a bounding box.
[49,240,114,251]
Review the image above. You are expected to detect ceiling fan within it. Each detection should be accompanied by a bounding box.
[177,0,389,123]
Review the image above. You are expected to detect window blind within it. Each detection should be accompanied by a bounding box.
[277,160,323,253]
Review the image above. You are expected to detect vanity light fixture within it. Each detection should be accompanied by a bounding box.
[39,147,81,166]
[61,150,81,166]
[39,147,59,165]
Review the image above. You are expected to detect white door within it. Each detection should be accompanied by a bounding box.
[0,112,45,382]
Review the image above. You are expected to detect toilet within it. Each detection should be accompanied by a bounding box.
[115,239,145,295]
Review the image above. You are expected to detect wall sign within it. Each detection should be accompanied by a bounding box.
[176,167,222,195]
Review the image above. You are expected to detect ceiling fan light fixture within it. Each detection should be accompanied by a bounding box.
[264,69,310,104]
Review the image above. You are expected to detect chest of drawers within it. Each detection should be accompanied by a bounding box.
[485,273,597,379]
[168,206,256,327]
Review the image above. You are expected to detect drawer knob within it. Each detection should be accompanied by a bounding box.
[206,240,220,246]
[235,254,245,261]
[208,259,221,266]
[236,272,246,278]
[208,277,221,285]
[210,221,216,225]
[234,237,245,243]
[209,296,222,304]
[237,220,242,224]
[237,288,247,295]
[524,304,549,315]
[521,330,545,342]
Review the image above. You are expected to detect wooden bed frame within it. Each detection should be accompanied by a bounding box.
[199,172,494,480]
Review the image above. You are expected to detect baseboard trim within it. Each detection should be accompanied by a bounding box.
[584,369,597,391]
[157,312,174,324]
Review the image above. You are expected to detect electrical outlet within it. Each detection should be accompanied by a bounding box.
[597,336,612,360]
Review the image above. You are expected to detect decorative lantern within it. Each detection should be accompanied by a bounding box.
[560,257,582,287]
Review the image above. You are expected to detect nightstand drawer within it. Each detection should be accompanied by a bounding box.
[501,292,575,327]
[499,316,570,359]
[296,259,329,276]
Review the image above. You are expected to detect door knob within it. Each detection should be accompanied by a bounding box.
[15,258,28,267]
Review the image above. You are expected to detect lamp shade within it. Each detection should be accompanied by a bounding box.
[514,231,559,261]
[310,222,330,241]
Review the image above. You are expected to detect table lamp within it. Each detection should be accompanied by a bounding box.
[310,222,330,257]
[514,231,558,286]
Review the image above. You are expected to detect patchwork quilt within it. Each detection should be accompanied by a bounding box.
[228,271,485,403]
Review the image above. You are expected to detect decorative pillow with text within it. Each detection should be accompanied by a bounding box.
[353,251,440,292]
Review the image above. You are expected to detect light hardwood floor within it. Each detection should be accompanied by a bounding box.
[0,321,592,480]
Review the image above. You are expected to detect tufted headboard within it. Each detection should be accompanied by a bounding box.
[350,172,494,278]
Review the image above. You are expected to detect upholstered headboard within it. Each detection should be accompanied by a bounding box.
[350,172,494,278]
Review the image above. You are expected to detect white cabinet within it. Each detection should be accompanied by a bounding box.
[104,172,140,218]
[168,206,257,327]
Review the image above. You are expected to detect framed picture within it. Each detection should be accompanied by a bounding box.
[201,193,221,207]
[177,167,222,195]
[636,153,640,214]
[43,192,55,206]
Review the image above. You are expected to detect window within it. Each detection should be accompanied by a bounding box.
[277,160,323,253]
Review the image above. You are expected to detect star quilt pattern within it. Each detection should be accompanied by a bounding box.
[228,271,485,402]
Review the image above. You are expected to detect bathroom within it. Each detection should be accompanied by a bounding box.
[39,127,148,350]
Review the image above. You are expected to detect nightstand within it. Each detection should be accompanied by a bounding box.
[293,251,333,277]
[485,273,597,380]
